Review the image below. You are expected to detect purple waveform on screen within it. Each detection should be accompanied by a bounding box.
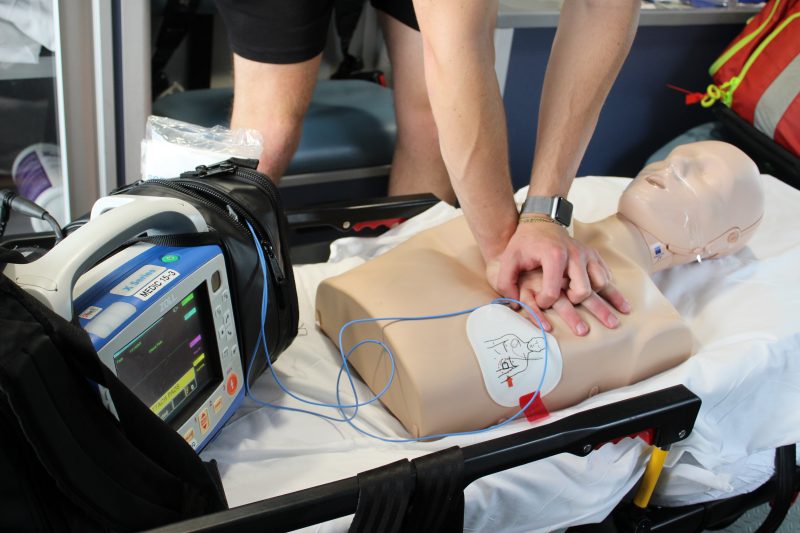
[189,334,202,348]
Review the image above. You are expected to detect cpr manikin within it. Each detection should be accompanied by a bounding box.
[315,142,764,437]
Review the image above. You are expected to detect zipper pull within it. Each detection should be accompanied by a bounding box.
[228,157,259,170]
[226,204,239,222]
[262,240,286,285]
[180,160,236,178]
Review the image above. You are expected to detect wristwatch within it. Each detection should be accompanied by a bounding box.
[520,196,573,227]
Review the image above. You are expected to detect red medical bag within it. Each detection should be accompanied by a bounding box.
[703,0,800,157]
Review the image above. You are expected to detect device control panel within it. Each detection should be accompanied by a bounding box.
[74,244,245,451]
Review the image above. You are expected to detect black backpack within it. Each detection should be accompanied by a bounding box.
[0,261,228,532]
[112,157,299,379]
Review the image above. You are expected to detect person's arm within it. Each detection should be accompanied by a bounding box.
[412,0,636,335]
[494,0,639,334]
[411,0,518,262]
[530,0,640,199]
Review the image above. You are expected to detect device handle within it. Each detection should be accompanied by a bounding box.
[5,195,207,319]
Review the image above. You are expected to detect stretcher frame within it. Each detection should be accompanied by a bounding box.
[2,194,797,532]
[157,194,800,533]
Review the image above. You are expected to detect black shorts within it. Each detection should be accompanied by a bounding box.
[215,0,419,65]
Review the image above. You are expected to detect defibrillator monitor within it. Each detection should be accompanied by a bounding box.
[73,243,245,451]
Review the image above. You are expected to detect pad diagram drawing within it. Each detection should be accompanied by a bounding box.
[484,333,546,388]
[466,304,563,407]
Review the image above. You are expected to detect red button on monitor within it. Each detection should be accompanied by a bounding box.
[226,374,238,396]
[199,409,210,434]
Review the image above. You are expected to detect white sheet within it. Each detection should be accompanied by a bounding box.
[203,175,800,532]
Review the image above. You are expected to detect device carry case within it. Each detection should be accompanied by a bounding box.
[0,250,228,532]
[112,157,299,381]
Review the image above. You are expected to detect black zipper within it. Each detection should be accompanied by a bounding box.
[185,161,287,285]
[174,179,286,285]
[234,167,281,207]
[182,160,282,213]
[143,179,251,240]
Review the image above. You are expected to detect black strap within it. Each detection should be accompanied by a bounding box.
[93,231,222,271]
[347,449,467,533]
[349,459,415,533]
[403,447,465,532]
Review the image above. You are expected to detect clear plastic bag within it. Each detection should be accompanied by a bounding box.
[140,116,263,180]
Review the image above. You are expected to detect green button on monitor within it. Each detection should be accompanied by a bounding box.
[161,254,180,263]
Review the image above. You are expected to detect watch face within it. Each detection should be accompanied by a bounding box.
[554,198,573,227]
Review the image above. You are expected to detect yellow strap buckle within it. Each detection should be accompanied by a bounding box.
[701,78,738,108]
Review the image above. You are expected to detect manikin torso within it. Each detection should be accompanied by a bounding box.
[316,215,691,437]
[315,142,763,438]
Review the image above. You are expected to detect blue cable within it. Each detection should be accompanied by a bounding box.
[243,221,549,442]
[244,221,366,423]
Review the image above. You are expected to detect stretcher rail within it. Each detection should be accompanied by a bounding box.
[147,385,701,533]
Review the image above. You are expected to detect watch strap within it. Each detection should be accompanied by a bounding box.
[520,196,573,227]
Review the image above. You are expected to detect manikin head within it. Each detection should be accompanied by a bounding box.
[618,141,764,270]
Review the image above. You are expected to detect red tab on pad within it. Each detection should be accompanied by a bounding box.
[519,392,550,423]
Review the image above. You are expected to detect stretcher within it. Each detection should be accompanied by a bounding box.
[145,174,799,532]
[3,176,797,532]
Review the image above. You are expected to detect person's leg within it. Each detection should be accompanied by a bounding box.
[378,12,455,204]
[216,0,333,181]
[230,53,320,180]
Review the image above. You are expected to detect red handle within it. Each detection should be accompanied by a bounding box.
[352,217,405,232]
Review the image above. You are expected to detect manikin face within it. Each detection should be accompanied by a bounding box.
[619,141,764,261]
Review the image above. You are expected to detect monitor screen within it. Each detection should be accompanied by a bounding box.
[114,282,221,426]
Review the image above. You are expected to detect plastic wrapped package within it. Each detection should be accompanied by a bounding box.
[140,116,263,180]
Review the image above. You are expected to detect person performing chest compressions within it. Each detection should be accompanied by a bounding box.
[315,141,765,438]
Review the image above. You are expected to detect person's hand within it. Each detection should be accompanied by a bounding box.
[485,219,630,333]
[515,269,628,336]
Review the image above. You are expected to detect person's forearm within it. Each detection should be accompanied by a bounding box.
[413,0,517,262]
[529,0,640,196]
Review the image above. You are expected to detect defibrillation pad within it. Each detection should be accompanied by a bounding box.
[74,243,245,451]
[466,304,563,407]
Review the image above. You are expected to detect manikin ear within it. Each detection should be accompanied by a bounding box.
[702,227,744,259]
